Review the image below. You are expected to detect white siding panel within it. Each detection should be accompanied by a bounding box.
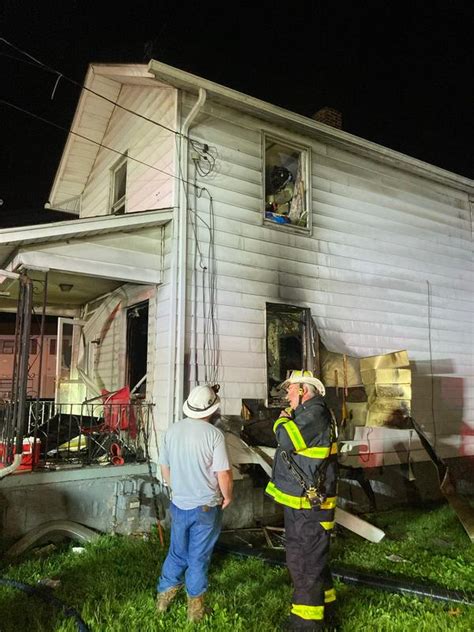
[180,92,473,456]
[81,84,177,217]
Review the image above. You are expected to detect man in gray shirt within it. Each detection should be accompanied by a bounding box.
[156,384,233,622]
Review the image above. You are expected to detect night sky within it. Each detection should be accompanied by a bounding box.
[1,1,473,213]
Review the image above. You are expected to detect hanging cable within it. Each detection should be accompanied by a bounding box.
[0,37,180,138]
[199,187,219,384]
[0,98,198,191]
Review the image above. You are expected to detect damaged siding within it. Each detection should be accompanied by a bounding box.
[80,84,177,216]
[181,94,473,462]
[82,284,157,396]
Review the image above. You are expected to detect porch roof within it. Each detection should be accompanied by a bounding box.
[0,209,173,311]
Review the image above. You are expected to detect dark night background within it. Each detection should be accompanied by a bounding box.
[1,1,473,214]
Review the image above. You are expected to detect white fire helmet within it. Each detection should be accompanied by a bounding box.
[183,384,221,419]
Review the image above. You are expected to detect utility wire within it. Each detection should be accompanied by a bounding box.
[0,37,182,138]
[0,98,199,191]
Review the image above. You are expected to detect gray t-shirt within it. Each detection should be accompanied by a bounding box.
[159,417,230,510]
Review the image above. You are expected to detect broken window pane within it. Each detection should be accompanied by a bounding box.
[264,138,308,228]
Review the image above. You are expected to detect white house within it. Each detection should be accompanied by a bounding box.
[0,61,472,532]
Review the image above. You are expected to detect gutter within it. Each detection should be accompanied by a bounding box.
[167,87,207,422]
[148,59,474,195]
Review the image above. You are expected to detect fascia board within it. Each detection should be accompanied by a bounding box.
[148,59,474,195]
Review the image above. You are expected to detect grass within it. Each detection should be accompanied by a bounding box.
[0,502,472,631]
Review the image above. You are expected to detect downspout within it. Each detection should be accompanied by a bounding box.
[169,88,207,422]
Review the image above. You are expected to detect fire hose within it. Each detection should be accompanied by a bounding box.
[0,577,90,631]
[216,543,474,606]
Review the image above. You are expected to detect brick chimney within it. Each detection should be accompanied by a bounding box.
[312,107,342,129]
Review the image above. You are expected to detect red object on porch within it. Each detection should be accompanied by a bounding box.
[0,438,41,471]
[101,386,137,439]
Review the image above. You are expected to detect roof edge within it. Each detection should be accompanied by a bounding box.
[0,209,174,247]
[148,59,474,194]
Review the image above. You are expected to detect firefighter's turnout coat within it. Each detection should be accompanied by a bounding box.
[265,394,338,523]
[266,394,338,627]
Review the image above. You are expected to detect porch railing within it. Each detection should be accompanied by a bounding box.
[0,400,154,471]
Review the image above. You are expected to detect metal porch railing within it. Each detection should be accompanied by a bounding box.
[0,400,154,471]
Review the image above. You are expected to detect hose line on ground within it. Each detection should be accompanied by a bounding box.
[216,543,474,606]
[0,577,91,631]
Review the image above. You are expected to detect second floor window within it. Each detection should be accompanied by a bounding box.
[264,136,310,230]
[110,157,127,215]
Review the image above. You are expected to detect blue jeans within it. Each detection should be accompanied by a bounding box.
[157,502,222,597]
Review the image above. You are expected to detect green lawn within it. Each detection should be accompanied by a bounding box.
[0,503,472,631]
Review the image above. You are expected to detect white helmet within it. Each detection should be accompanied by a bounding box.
[279,370,326,397]
[183,385,221,419]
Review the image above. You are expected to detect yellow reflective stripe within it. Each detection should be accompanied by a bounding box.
[266,482,311,509]
[291,604,324,621]
[324,588,336,603]
[273,417,288,433]
[320,521,335,530]
[266,483,337,512]
[284,420,307,451]
[297,442,338,458]
[320,496,337,509]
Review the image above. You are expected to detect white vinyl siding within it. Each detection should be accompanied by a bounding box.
[80,84,177,216]
[181,93,473,463]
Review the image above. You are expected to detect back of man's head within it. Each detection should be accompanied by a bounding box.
[183,384,221,420]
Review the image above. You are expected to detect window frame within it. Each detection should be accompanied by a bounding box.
[262,132,312,234]
[265,303,320,407]
[109,155,128,215]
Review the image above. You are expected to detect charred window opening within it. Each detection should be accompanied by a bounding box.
[264,136,309,229]
[266,303,318,405]
[126,301,149,396]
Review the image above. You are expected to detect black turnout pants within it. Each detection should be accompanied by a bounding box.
[284,506,334,629]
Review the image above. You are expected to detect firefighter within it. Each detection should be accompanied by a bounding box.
[266,370,338,631]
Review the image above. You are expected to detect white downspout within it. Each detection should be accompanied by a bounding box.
[0,454,22,479]
[169,88,207,422]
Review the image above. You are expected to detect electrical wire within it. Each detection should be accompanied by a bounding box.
[0,37,180,138]
[174,135,219,385]
[190,140,217,177]
[0,97,198,191]
[200,188,219,384]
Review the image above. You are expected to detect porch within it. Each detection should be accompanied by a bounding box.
[0,209,172,475]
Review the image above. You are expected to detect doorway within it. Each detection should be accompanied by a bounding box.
[126,301,149,396]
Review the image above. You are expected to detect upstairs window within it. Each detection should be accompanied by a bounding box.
[264,136,310,230]
[110,157,127,215]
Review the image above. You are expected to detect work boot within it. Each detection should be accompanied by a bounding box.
[187,593,206,622]
[156,585,181,613]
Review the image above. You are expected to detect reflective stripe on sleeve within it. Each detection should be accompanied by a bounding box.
[291,604,324,621]
[297,442,338,458]
[273,417,288,433]
[283,420,307,451]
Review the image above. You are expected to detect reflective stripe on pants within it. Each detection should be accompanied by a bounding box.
[284,506,334,627]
